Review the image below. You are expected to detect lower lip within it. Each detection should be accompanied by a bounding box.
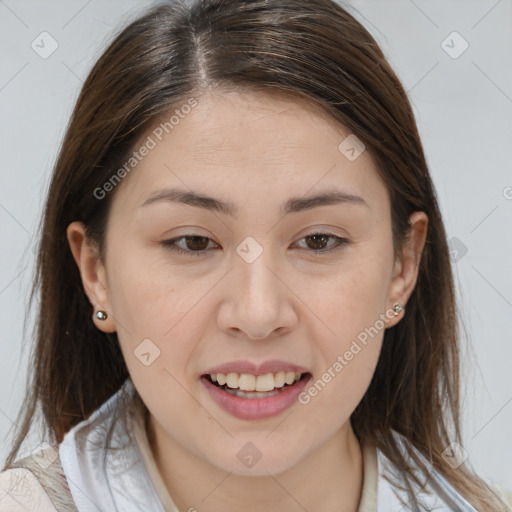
[200,374,312,420]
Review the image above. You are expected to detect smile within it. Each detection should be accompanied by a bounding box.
[200,372,312,420]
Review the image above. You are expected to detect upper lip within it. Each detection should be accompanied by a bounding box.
[202,360,310,377]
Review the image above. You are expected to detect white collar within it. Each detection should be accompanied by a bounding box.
[59,379,166,511]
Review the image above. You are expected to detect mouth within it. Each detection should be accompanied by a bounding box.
[202,371,311,398]
[200,371,312,420]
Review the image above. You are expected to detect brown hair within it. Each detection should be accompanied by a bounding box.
[3,0,509,509]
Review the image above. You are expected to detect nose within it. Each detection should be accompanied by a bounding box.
[216,248,297,340]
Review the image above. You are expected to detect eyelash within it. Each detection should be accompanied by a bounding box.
[160,232,351,257]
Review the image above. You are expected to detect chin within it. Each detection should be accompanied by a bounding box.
[205,446,303,477]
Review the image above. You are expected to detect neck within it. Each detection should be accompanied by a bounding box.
[147,414,364,512]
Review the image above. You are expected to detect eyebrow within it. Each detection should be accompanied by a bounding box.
[141,187,368,216]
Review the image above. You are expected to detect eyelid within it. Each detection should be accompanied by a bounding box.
[160,235,219,257]
[160,231,351,257]
[293,232,350,254]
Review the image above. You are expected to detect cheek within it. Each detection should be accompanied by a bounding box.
[300,324,383,433]
[302,255,390,411]
[104,255,188,378]
[109,262,206,427]
[106,243,195,335]
[315,258,392,341]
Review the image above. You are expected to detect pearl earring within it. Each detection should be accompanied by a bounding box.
[393,303,404,316]
[95,310,108,321]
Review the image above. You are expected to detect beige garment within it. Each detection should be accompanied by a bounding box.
[0,442,76,512]
[131,404,379,512]
[0,467,58,512]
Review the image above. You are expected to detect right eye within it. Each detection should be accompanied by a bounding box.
[160,235,220,257]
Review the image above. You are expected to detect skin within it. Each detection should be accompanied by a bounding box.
[67,89,428,512]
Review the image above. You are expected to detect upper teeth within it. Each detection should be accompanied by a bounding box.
[210,372,302,392]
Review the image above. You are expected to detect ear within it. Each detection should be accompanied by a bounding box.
[385,211,428,328]
[66,221,116,333]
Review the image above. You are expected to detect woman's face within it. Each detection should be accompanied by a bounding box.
[68,89,427,476]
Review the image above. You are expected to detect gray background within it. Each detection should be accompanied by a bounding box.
[1,0,511,493]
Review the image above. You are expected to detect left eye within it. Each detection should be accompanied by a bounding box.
[295,232,350,253]
[161,233,350,257]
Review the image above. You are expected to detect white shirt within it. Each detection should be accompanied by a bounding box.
[0,378,489,511]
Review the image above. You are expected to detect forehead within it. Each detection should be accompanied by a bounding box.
[163,89,356,162]
[111,89,389,216]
